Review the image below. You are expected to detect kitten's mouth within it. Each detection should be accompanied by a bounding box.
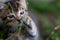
[5,19,21,26]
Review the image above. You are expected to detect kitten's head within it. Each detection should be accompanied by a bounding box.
[0,0,27,25]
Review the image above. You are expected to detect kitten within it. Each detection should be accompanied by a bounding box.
[0,0,38,40]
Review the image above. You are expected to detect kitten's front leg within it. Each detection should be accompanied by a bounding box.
[24,16,38,37]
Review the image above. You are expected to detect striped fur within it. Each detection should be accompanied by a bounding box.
[0,0,38,40]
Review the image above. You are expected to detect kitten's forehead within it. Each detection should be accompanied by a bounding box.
[0,0,9,3]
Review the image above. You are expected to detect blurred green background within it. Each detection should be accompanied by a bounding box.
[27,0,60,40]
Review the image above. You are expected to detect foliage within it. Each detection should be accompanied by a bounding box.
[28,0,60,40]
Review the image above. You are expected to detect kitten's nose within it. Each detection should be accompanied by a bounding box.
[8,15,14,18]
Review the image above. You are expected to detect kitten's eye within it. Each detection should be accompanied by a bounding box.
[20,11,24,15]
